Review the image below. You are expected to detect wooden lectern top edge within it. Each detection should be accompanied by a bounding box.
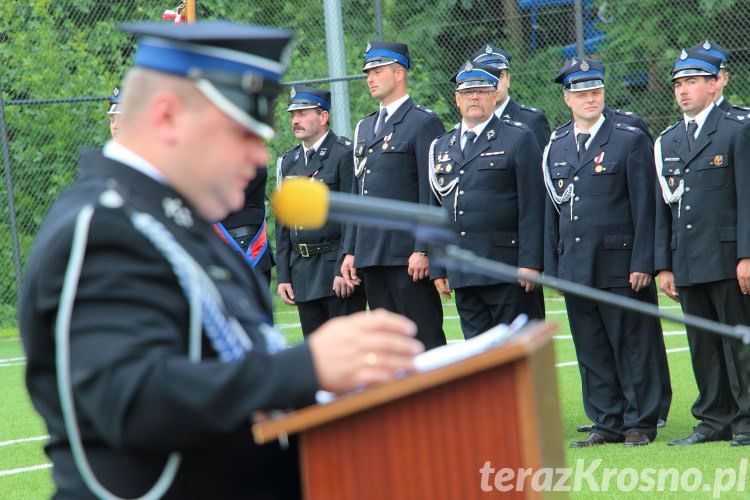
[252,320,558,444]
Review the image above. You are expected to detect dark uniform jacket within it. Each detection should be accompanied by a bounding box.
[544,117,656,288]
[497,97,551,150]
[429,115,544,288]
[717,97,750,114]
[604,105,652,140]
[18,150,317,499]
[221,169,273,274]
[654,105,750,286]
[276,131,353,302]
[342,97,445,268]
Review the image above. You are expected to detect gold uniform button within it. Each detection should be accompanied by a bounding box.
[459,170,465,174]
[366,169,371,174]
[574,196,580,201]
[573,176,580,181]
[459,190,464,195]
[686,224,693,230]
[685,186,691,192]
[460,231,466,236]
[363,190,368,195]
[685,205,691,211]
[458,210,464,215]
[573,215,579,221]
[368,148,373,153]
[575,237,581,243]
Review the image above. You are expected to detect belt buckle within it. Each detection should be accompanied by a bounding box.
[298,243,309,258]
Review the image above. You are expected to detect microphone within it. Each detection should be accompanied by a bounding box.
[271,177,457,244]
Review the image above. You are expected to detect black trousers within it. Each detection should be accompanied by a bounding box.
[297,288,367,337]
[565,286,665,441]
[359,266,446,350]
[454,283,543,339]
[678,279,750,436]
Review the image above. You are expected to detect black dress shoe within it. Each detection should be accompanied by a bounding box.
[623,431,650,447]
[668,432,728,446]
[570,432,609,448]
[657,418,666,428]
[577,424,594,433]
[731,434,750,446]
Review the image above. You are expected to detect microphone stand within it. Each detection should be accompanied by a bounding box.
[429,244,750,345]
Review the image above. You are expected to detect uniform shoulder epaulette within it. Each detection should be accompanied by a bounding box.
[415,104,435,114]
[612,108,636,117]
[552,120,572,140]
[519,103,543,114]
[501,117,524,128]
[615,122,640,134]
[335,135,353,147]
[658,119,681,137]
[283,143,301,157]
[724,111,750,122]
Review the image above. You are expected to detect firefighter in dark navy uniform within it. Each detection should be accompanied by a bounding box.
[106,84,123,139]
[544,57,667,448]
[471,44,551,151]
[655,48,750,447]
[429,61,544,338]
[341,41,447,350]
[276,85,366,336]
[470,45,549,324]
[691,39,750,115]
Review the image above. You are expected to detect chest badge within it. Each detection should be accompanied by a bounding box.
[445,164,452,173]
[486,129,496,140]
[449,135,457,147]
[713,155,723,166]
[557,179,564,189]
[668,177,675,187]
[438,176,445,186]
[358,145,364,155]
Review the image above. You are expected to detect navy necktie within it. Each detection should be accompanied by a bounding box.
[686,120,698,150]
[374,108,388,136]
[463,130,477,158]
[576,132,591,160]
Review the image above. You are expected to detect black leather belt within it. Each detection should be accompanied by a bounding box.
[228,225,254,239]
[294,240,339,258]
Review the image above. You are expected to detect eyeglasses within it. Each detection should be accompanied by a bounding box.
[456,89,494,98]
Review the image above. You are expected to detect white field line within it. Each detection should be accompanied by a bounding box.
[0,435,49,447]
[0,463,52,477]
[554,346,690,368]
[0,337,20,343]
[553,330,686,340]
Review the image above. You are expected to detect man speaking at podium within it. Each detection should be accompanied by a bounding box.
[18,22,423,499]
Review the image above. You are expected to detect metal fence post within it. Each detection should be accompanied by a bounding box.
[574,0,585,58]
[374,0,385,42]
[323,0,352,138]
[0,78,23,304]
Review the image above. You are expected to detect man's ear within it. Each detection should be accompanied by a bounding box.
[148,91,185,146]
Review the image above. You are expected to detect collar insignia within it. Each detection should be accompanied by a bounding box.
[162,197,193,228]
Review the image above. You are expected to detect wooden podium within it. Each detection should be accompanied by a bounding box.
[253,321,566,499]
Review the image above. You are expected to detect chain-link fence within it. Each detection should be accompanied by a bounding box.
[2,0,749,326]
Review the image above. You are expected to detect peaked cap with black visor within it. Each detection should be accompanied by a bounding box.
[554,57,605,91]
[120,21,294,140]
